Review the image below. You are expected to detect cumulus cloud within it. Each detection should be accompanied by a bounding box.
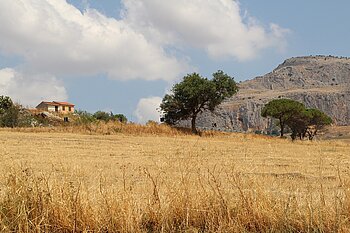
[0,68,67,107]
[0,0,187,81]
[122,0,290,60]
[0,0,289,84]
[133,96,162,124]
[0,0,289,118]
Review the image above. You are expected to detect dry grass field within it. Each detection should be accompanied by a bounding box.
[0,125,350,232]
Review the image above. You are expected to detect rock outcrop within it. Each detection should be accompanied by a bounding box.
[180,56,350,133]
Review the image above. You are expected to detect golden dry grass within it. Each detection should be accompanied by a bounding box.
[0,126,350,232]
[0,121,197,137]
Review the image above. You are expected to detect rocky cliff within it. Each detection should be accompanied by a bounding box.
[180,56,350,133]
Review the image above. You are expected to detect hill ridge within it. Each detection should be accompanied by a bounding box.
[180,56,350,133]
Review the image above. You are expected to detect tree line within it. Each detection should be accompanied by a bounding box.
[75,110,127,124]
[1,71,332,140]
[160,71,332,140]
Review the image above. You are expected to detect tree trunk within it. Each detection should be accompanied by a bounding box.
[191,115,198,134]
[280,119,284,137]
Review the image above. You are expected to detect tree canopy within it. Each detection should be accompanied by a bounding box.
[288,108,332,140]
[160,71,238,133]
[0,96,20,128]
[0,95,13,114]
[91,111,128,123]
[261,98,332,140]
[261,99,305,137]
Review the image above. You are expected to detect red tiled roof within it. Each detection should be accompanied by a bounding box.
[52,101,75,106]
[39,101,75,106]
[41,101,60,106]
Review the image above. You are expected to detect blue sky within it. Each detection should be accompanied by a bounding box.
[0,0,349,123]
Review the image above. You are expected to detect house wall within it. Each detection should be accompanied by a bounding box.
[36,103,49,111]
[48,106,56,112]
[36,103,75,114]
[58,106,74,114]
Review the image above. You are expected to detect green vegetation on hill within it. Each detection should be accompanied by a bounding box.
[0,95,128,128]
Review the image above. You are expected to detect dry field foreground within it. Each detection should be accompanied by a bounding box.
[0,130,350,232]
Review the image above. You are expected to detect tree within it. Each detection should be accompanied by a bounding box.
[93,111,111,121]
[111,113,128,123]
[0,95,13,114]
[0,96,21,128]
[90,111,128,123]
[75,110,96,124]
[286,108,332,141]
[261,99,305,137]
[305,108,332,129]
[262,99,333,140]
[302,108,332,140]
[0,105,20,128]
[286,109,310,140]
[160,71,238,133]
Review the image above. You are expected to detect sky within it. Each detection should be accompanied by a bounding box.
[0,0,349,123]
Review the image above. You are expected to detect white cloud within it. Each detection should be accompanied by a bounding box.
[0,0,289,83]
[0,0,187,81]
[0,68,67,107]
[122,0,290,60]
[133,96,162,124]
[0,0,289,114]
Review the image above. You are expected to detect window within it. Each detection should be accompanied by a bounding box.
[62,106,66,111]
[69,107,72,112]
[55,106,58,112]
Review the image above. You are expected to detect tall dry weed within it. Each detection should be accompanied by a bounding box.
[1,163,350,232]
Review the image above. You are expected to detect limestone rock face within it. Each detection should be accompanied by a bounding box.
[180,56,350,132]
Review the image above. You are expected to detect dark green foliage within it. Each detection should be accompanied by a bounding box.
[160,71,238,133]
[262,99,332,140]
[0,105,20,128]
[90,111,127,123]
[0,96,19,127]
[305,108,332,128]
[288,108,332,140]
[75,110,96,124]
[209,70,239,110]
[261,99,305,137]
[287,109,310,140]
[0,95,14,114]
[112,113,128,123]
[93,111,111,121]
[74,110,128,125]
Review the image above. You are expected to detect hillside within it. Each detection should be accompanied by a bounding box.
[184,56,350,133]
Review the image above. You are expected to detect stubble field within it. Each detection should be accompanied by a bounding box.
[0,128,350,232]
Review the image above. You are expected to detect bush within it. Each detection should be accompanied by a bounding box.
[112,114,127,123]
[0,95,13,114]
[74,110,127,125]
[0,105,20,128]
[75,110,96,124]
[93,111,111,121]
